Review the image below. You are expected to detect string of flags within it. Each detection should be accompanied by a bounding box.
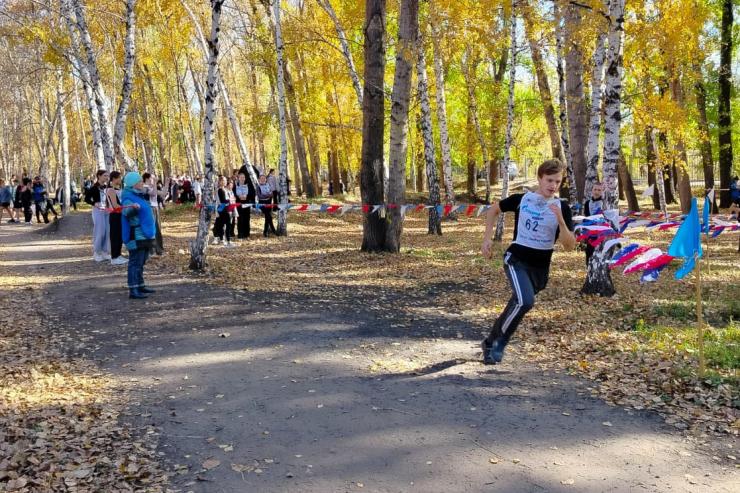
[203,202,495,218]
[575,195,737,284]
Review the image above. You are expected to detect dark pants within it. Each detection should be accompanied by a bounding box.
[237,205,251,238]
[23,204,32,223]
[46,200,58,217]
[213,210,232,241]
[34,201,49,223]
[486,252,549,345]
[127,248,149,289]
[585,244,595,265]
[109,213,123,259]
[260,201,277,236]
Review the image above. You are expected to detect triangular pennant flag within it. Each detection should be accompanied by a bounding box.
[668,197,702,260]
[465,205,477,216]
[702,194,711,234]
[624,248,663,274]
[641,263,670,283]
[641,184,654,197]
[370,205,382,214]
[476,205,490,217]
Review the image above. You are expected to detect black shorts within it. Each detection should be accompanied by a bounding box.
[0,202,10,208]
[13,201,21,209]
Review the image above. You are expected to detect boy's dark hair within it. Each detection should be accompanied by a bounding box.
[96,169,108,178]
[23,177,31,185]
[142,172,151,181]
[537,159,565,178]
[110,171,121,180]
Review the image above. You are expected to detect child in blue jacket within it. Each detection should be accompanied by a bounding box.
[121,172,156,299]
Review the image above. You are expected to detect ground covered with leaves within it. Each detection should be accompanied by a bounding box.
[0,287,169,491]
[154,198,739,448]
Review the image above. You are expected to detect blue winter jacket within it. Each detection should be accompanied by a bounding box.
[121,188,155,251]
[32,184,46,202]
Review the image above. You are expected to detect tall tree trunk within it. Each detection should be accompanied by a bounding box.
[417,29,442,235]
[360,0,387,251]
[645,128,659,209]
[61,0,105,171]
[617,153,639,212]
[462,52,490,202]
[554,0,576,204]
[584,12,608,201]
[190,0,224,271]
[693,64,717,212]
[466,105,475,197]
[582,0,624,298]
[272,0,289,235]
[562,0,588,203]
[57,70,71,215]
[718,0,733,208]
[142,64,170,177]
[113,0,136,171]
[284,66,316,197]
[430,12,455,204]
[494,11,517,242]
[317,0,363,107]
[523,8,562,161]
[386,0,418,252]
[70,0,115,171]
[671,76,693,213]
[600,0,624,210]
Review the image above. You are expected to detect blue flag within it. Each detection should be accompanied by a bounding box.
[667,197,702,279]
[702,195,710,234]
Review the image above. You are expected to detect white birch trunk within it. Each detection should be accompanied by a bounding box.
[113,0,137,171]
[462,51,490,202]
[600,0,625,210]
[70,0,115,171]
[57,71,71,215]
[584,12,608,201]
[431,20,455,205]
[180,0,259,189]
[554,0,577,205]
[494,12,517,242]
[273,0,290,235]
[316,0,363,107]
[190,0,224,271]
[417,28,442,235]
[61,0,104,171]
[385,0,418,252]
[582,0,624,298]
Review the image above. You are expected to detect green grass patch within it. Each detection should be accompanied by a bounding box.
[652,300,694,321]
[404,247,454,261]
[635,319,740,372]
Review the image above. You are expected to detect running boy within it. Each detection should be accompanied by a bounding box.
[480,159,576,364]
[582,181,605,264]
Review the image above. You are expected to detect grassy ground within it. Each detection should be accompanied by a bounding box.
[152,190,739,436]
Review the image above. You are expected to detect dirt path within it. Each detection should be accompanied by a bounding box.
[1,213,737,493]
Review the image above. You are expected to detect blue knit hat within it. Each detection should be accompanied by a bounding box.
[123,172,142,189]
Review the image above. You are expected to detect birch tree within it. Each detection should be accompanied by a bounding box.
[717,0,733,208]
[385,0,418,252]
[430,8,454,205]
[494,10,516,242]
[272,0,289,235]
[57,70,71,214]
[584,1,609,202]
[554,0,576,205]
[417,27,441,235]
[582,0,625,298]
[316,0,363,108]
[70,0,115,171]
[190,0,224,271]
[112,0,137,171]
[462,50,490,202]
[600,0,625,210]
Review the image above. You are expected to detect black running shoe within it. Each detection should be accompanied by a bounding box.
[481,340,495,365]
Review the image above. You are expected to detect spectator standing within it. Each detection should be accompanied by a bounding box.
[257,174,277,237]
[0,178,13,223]
[107,171,127,266]
[267,169,279,205]
[84,169,111,261]
[121,172,156,299]
[234,172,251,239]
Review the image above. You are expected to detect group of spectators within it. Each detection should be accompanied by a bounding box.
[0,175,75,225]
[212,165,281,246]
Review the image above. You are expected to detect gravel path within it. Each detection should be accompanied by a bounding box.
[1,213,737,493]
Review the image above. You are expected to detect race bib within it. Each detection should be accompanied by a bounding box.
[514,192,560,250]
